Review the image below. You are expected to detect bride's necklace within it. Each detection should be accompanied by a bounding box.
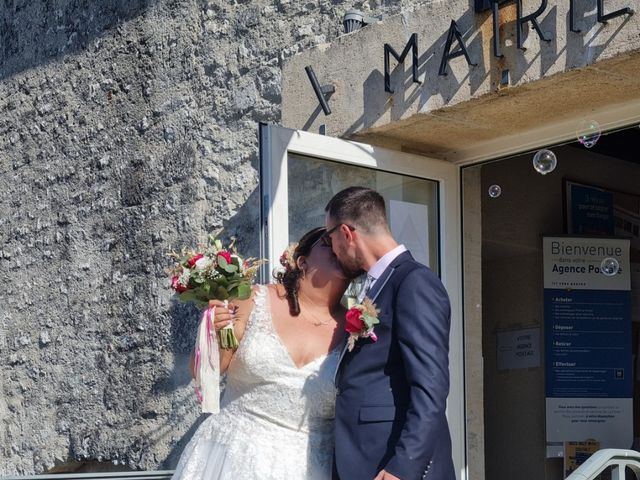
[298,293,336,327]
[300,309,331,327]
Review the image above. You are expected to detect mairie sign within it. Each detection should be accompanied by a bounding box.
[383,0,634,93]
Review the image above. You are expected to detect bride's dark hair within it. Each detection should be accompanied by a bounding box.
[273,227,326,316]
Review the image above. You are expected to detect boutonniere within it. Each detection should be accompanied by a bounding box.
[345,297,380,352]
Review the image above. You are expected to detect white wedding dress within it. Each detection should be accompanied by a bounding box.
[171,285,340,480]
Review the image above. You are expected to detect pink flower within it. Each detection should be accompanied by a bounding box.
[217,250,232,264]
[345,307,364,333]
[171,275,189,293]
[187,254,204,268]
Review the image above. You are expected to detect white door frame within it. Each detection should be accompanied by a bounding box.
[259,123,466,480]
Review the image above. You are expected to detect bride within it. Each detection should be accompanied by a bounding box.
[171,227,350,479]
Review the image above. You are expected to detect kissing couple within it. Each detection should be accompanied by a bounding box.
[171,186,455,480]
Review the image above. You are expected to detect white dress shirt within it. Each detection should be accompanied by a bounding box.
[367,244,407,290]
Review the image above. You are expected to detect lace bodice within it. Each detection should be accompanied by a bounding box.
[171,285,340,479]
[221,285,338,432]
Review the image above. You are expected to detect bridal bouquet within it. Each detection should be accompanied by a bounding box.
[167,235,263,349]
[167,236,264,413]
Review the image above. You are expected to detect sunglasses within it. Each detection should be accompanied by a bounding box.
[315,224,356,248]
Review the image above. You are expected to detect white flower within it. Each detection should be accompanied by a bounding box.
[194,256,213,270]
[178,269,191,286]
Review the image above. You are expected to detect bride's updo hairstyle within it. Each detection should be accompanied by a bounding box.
[273,227,326,316]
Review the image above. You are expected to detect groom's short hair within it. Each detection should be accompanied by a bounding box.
[325,186,388,234]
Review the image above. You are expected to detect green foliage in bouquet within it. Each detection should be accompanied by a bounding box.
[167,236,264,349]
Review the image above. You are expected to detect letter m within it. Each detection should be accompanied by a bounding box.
[384,33,420,94]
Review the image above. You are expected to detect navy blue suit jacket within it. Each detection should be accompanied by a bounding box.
[333,251,455,480]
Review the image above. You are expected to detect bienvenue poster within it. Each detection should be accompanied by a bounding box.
[543,236,632,456]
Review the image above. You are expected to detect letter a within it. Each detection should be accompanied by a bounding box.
[439,20,477,76]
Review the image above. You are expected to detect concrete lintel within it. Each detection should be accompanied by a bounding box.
[282,0,640,163]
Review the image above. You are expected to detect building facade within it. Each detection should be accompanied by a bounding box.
[2,0,640,479]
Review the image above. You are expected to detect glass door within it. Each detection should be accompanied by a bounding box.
[259,123,465,479]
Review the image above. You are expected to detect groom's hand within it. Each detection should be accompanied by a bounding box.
[373,470,400,480]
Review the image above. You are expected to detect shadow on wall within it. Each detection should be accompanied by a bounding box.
[217,187,262,260]
[0,0,157,81]
[343,6,485,137]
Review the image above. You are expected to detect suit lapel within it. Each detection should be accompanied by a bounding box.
[333,253,411,384]
[334,339,350,384]
[333,262,396,383]
[366,265,395,304]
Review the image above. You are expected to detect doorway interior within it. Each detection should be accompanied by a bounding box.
[462,125,640,480]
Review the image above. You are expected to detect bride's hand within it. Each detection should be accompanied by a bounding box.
[208,299,238,333]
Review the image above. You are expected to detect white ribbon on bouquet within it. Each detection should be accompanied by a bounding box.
[193,305,221,414]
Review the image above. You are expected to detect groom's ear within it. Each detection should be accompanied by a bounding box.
[342,224,357,242]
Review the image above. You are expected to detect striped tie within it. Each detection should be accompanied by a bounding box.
[357,274,375,303]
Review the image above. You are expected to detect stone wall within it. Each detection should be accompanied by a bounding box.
[0,0,434,474]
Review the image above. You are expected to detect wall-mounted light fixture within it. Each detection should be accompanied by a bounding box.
[343,10,378,34]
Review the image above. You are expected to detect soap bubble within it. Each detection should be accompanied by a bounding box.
[533,149,557,175]
[488,185,502,198]
[576,120,601,148]
[600,257,619,276]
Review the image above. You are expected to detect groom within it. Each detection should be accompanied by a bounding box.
[325,187,455,480]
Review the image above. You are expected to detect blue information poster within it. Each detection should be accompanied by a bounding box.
[566,182,615,236]
[544,237,632,453]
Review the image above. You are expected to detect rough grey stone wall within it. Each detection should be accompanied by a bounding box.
[0,0,432,474]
